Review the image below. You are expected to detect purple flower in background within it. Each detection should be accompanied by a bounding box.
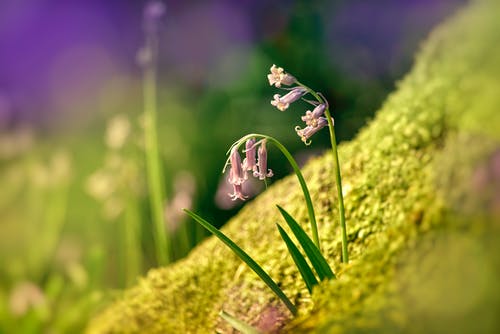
[271,87,308,111]
[143,1,166,33]
[254,140,273,180]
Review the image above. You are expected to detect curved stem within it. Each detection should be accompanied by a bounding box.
[236,133,320,250]
[295,83,349,263]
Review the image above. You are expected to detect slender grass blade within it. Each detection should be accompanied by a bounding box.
[276,205,336,280]
[219,310,262,334]
[277,224,318,293]
[184,209,297,315]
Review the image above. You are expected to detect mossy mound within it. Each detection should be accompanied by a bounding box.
[87,0,500,332]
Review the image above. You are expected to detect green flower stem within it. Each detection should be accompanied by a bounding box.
[40,184,69,281]
[324,112,348,263]
[143,34,171,265]
[296,82,349,263]
[234,134,320,250]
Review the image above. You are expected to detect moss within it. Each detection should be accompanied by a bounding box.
[87,0,500,332]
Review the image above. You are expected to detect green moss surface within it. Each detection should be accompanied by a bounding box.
[87,0,500,332]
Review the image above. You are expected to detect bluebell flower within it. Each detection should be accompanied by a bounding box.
[295,117,330,145]
[267,65,296,88]
[254,140,274,180]
[242,138,258,175]
[227,147,245,186]
[271,87,308,111]
[301,103,326,127]
[229,183,247,201]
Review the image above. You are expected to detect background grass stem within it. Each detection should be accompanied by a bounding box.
[142,34,171,265]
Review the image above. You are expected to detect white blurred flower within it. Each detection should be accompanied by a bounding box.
[51,150,72,182]
[164,171,196,231]
[105,115,131,150]
[85,170,115,200]
[0,126,34,159]
[66,262,88,289]
[9,282,46,317]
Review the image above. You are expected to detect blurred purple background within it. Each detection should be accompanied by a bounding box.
[0,0,464,131]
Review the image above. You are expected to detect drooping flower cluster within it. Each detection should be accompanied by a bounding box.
[225,138,273,201]
[268,64,332,145]
[295,102,332,145]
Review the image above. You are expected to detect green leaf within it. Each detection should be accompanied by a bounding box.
[276,205,336,281]
[183,209,297,316]
[276,224,318,294]
[219,310,262,334]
